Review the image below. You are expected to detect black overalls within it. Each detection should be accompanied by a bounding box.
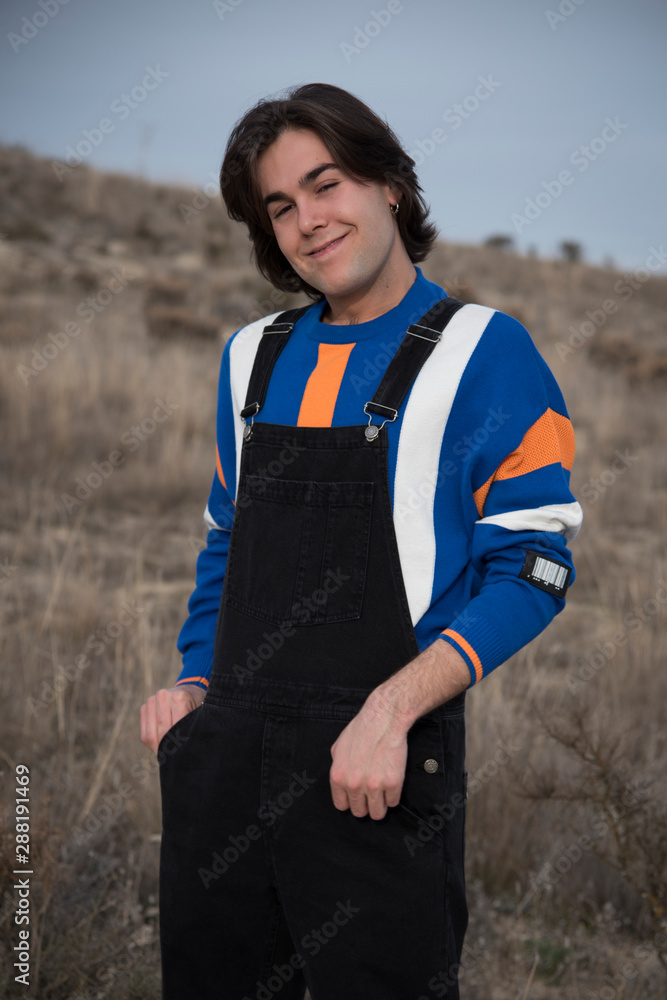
[159,298,469,1000]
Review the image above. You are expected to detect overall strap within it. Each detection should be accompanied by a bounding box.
[240,296,466,432]
[240,305,312,420]
[364,297,464,436]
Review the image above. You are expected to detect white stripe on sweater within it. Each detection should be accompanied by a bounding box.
[228,312,283,500]
[393,305,497,625]
[477,501,583,541]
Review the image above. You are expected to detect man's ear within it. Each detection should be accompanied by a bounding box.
[383,179,403,208]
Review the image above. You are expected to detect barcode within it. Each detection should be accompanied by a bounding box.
[532,557,568,591]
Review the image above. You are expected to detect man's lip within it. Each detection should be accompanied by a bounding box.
[307,234,347,256]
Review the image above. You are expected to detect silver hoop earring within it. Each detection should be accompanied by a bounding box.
[390,203,400,216]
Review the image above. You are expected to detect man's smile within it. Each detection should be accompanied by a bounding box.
[306,234,348,258]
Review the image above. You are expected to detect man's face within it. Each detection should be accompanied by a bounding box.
[256,128,403,309]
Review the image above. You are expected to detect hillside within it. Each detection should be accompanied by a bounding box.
[1,142,665,999]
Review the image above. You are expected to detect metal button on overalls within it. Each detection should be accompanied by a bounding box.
[158,298,469,1000]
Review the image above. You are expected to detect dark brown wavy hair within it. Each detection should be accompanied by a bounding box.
[219,83,438,300]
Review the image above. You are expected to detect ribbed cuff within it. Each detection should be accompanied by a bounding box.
[439,616,507,686]
[175,649,213,690]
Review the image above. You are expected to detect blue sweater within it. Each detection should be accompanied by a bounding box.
[175,266,582,690]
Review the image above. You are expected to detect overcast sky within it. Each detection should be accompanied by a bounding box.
[1,0,665,272]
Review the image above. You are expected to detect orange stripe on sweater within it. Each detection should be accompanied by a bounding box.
[175,675,210,687]
[473,408,575,517]
[297,342,355,427]
[441,629,483,684]
[216,445,235,505]
[216,445,226,489]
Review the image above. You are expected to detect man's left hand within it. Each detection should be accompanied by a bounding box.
[329,695,409,820]
[328,639,471,819]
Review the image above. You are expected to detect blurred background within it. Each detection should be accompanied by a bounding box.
[1,1,665,997]
[1,0,666,270]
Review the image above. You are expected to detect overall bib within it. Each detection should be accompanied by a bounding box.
[159,298,469,1000]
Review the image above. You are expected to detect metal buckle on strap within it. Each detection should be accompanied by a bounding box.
[363,401,398,441]
[240,401,259,440]
[262,322,295,334]
[406,323,442,342]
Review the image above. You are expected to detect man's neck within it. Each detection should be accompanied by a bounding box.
[320,262,417,325]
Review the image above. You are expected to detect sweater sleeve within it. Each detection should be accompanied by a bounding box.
[437,314,582,686]
[174,339,237,690]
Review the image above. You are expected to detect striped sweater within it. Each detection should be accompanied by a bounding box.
[175,266,582,691]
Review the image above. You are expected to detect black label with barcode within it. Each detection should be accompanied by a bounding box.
[519,549,572,597]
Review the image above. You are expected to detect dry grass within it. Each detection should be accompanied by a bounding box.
[1,142,666,998]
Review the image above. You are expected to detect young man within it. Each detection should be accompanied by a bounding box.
[141,83,582,998]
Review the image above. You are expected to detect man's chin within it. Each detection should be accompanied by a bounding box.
[301,267,358,296]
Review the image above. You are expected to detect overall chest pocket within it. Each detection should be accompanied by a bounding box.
[225,475,374,628]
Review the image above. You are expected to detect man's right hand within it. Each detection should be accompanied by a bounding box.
[140,683,207,755]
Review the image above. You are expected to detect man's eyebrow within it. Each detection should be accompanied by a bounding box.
[263,162,340,207]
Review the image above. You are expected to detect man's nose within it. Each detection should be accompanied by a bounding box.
[297,200,327,234]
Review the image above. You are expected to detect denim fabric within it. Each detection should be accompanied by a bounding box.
[159,411,468,998]
[159,697,466,999]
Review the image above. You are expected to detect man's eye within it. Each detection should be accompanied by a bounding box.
[318,182,337,193]
[274,204,292,219]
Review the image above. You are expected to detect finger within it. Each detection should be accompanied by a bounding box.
[150,696,164,755]
[329,776,350,812]
[384,783,402,809]
[367,787,388,821]
[155,689,176,748]
[329,766,353,813]
[344,786,369,818]
[140,695,158,753]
